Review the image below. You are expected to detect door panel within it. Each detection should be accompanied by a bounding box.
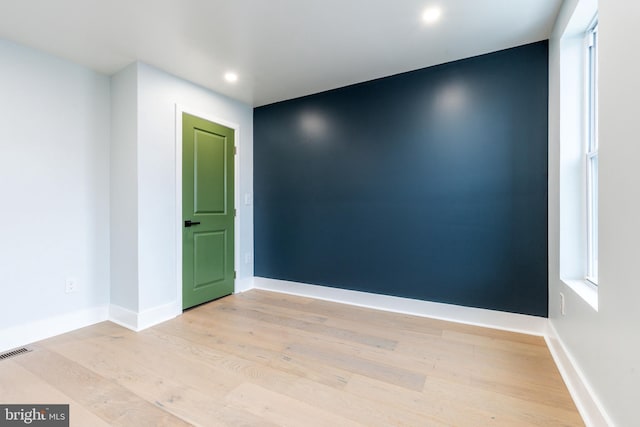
[194,129,226,214]
[183,113,234,309]
[194,231,226,287]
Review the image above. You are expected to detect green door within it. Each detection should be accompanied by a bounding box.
[182,112,235,309]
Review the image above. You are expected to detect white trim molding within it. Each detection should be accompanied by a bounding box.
[108,304,138,331]
[562,279,599,311]
[0,306,108,353]
[235,276,255,293]
[109,302,180,332]
[253,277,547,336]
[545,322,614,427]
[138,302,181,331]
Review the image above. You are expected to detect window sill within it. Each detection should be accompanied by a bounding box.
[561,279,599,311]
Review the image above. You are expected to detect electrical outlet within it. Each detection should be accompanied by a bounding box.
[244,252,253,264]
[65,278,77,294]
[559,292,566,316]
[244,193,253,206]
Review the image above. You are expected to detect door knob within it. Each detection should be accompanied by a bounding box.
[184,220,201,227]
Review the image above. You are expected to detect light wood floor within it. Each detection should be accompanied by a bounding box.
[0,290,583,426]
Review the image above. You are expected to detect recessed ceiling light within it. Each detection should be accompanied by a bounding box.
[422,7,442,24]
[224,72,238,83]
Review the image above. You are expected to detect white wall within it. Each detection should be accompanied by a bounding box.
[110,62,254,317]
[549,1,640,425]
[110,63,139,311]
[137,62,254,311]
[0,40,110,331]
[0,43,253,337]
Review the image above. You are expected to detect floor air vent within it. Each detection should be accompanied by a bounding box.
[0,347,32,361]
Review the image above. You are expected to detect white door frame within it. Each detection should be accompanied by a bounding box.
[174,104,240,312]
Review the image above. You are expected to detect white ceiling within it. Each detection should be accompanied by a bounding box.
[0,0,562,106]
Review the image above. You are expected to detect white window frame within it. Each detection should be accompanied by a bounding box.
[585,18,599,285]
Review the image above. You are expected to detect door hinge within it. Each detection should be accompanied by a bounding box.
[234,271,237,279]
[234,208,237,217]
[234,146,237,155]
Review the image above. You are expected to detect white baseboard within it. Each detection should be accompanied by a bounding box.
[252,277,547,336]
[108,304,138,330]
[235,276,255,293]
[109,302,180,332]
[545,322,614,427]
[138,302,180,330]
[0,306,108,353]
[0,300,179,352]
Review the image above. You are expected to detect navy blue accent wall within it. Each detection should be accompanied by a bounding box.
[254,41,549,317]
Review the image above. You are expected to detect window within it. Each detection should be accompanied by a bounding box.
[586,18,599,284]
[557,3,599,310]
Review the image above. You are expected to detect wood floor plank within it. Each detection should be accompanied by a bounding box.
[210,301,398,350]
[188,296,454,373]
[181,303,452,397]
[346,372,529,427]
[141,323,439,426]
[249,290,445,335]
[41,331,284,427]
[0,290,583,426]
[0,360,113,427]
[11,347,192,427]
[348,372,583,427]
[224,382,364,427]
[156,311,356,390]
[42,338,228,426]
[285,341,426,391]
[194,303,562,401]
